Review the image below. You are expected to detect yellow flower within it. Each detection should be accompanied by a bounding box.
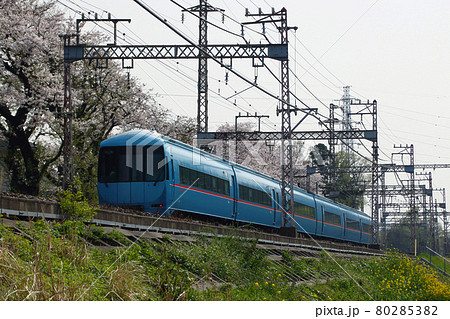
[278,274,282,277]
[263,297,266,300]
[278,291,281,294]
[272,283,275,287]
[265,282,268,285]
[255,282,259,287]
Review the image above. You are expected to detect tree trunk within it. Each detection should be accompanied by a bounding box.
[6,131,40,195]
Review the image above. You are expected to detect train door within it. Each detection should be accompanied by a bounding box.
[116,147,131,205]
[312,196,318,235]
[313,197,325,236]
[359,218,362,242]
[320,206,325,235]
[131,144,167,209]
[272,189,277,225]
[144,145,167,212]
[130,145,145,206]
[231,167,238,221]
[343,213,346,239]
[169,158,175,205]
[98,146,118,205]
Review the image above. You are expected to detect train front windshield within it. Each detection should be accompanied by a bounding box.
[98,145,165,183]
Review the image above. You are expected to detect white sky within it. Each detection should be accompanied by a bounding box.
[58,0,450,208]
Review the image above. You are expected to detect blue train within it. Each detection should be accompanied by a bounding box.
[98,130,373,245]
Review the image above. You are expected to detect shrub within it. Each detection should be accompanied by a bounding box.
[59,179,97,222]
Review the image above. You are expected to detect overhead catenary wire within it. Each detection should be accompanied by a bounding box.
[169,0,249,42]
[69,3,281,133]
[151,1,376,163]
[58,0,269,121]
[52,0,450,202]
[131,0,313,114]
[236,1,359,103]
[60,0,378,164]
[298,0,381,81]
[66,0,345,129]
[233,3,377,159]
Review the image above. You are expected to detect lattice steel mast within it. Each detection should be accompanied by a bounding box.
[241,7,297,230]
[279,8,295,228]
[63,2,287,190]
[183,0,224,132]
[61,34,74,190]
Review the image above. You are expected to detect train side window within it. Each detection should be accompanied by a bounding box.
[98,147,118,183]
[238,184,271,207]
[294,202,315,219]
[346,218,360,231]
[144,145,165,182]
[362,223,371,233]
[131,146,144,182]
[98,145,165,183]
[324,211,341,226]
[180,166,194,186]
[179,166,230,196]
[117,147,131,182]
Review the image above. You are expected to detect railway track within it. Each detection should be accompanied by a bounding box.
[0,192,382,257]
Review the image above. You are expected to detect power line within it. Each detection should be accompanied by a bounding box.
[63,0,377,165]
[299,0,381,79]
[295,36,345,87]
[60,0,279,125]
[170,0,246,41]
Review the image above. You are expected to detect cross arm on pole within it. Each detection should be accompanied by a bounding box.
[64,44,288,62]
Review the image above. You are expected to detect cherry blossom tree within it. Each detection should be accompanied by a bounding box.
[68,61,196,199]
[215,122,309,186]
[0,0,66,194]
[0,0,196,197]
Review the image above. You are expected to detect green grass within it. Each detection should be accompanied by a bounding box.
[0,220,449,301]
[418,253,450,273]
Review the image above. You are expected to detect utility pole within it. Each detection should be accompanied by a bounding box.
[242,7,298,232]
[234,112,269,158]
[279,8,296,231]
[183,0,224,132]
[417,171,435,250]
[328,103,338,197]
[390,144,416,254]
[340,86,353,153]
[61,34,74,190]
[63,3,288,190]
[428,172,436,251]
[279,8,294,230]
[409,145,417,254]
[327,99,378,242]
[442,189,449,255]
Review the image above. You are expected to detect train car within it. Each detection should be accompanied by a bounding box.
[233,165,282,227]
[98,130,373,245]
[98,130,169,213]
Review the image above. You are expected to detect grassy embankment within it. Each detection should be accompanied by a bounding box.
[1,185,448,301]
[0,218,449,301]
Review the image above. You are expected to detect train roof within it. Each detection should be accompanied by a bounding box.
[101,129,282,181]
[101,130,371,219]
